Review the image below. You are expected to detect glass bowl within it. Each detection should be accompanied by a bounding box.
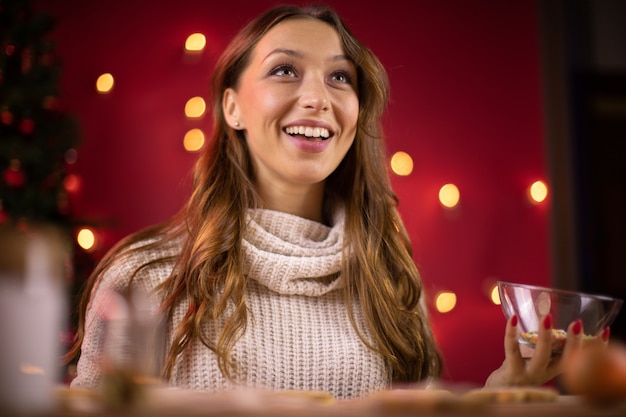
[498,281,623,354]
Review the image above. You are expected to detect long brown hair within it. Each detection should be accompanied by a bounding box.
[67,4,442,384]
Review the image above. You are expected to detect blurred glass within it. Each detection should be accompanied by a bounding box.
[100,287,165,407]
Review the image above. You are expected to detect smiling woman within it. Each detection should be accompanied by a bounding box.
[65,5,441,400]
[64,3,583,402]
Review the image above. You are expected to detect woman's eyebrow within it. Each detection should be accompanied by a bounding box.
[262,48,350,63]
[262,48,302,62]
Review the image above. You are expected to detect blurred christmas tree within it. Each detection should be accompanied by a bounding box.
[1,0,92,382]
[1,0,80,226]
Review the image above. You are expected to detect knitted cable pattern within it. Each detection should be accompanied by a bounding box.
[243,208,345,295]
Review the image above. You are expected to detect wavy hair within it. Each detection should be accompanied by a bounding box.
[67,4,442,384]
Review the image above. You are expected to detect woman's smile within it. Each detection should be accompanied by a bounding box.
[283,119,335,152]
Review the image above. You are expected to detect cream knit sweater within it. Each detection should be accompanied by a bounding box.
[72,209,391,399]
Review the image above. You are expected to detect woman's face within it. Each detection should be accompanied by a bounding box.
[223,18,359,204]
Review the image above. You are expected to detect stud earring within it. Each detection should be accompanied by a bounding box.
[234,121,240,128]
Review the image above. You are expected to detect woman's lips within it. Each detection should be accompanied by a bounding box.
[284,129,332,153]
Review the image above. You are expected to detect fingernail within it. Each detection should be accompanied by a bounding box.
[572,320,582,335]
[511,315,518,327]
[602,327,610,342]
[543,314,552,329]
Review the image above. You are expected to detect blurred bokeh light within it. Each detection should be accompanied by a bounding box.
[185,33,206,52]
[183,128,205,152]
[435,291,457,313]
[185,96,206,119]
[490,284,501,305]
[76,228,96,251]
[439,183,460,208]
[390,151,414,176]
[95,73,114,93]
[529,180,548,203]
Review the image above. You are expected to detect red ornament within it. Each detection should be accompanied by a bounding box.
[1,110,12,125]
[4,166,25,187]
[19,118,34,134]
[63,173,81,193]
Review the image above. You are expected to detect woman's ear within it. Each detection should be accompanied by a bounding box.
[223,88,243,130]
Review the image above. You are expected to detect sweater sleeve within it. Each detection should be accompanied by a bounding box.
[70,255,138,388]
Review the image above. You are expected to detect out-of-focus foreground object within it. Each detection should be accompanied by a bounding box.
[0,225,68,413]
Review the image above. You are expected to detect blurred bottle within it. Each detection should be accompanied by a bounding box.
[0,225,68,413]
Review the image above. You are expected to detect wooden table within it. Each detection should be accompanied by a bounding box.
[9,387,626,417]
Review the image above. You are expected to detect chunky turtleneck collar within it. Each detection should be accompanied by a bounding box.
[242,208,345,296]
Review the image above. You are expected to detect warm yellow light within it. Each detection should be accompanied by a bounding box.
[185,96,206,119]
[390,151,414,176]
[490,285,501,305]
[96,73,114,93]
[529,180,548,203]
[77,228,96,251]
[185,33,206,52]
[435,291,457,313]
[184,128,205,152]
[439,183,460,208]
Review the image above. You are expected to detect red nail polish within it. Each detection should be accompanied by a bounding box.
[511,315,518,327]
[572,320,582,335]
[543,314,552,329]
[602,327,610,342]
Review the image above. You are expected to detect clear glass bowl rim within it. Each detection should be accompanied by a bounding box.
[497,280,624,304]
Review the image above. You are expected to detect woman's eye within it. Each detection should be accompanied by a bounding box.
[271,65,297,77]
[331,71,352,84]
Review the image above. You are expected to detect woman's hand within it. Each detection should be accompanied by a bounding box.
[484,314,609,388]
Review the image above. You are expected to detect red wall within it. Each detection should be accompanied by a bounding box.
[45,0,550,387]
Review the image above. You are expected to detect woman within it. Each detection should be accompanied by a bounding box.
[68,4,583,399]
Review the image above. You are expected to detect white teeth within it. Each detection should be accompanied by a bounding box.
[285,126,330,139]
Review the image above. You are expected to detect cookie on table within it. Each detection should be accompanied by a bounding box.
[463,386,559,403]
[366,388,481,412]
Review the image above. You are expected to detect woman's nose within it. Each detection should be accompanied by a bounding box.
[298,77,329,112]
